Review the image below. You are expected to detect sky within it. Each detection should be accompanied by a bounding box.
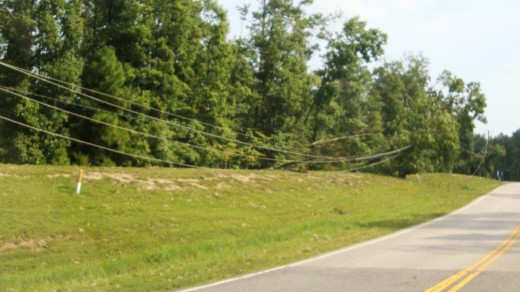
[218,0,520,136]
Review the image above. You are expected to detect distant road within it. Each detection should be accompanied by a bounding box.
[182,183,520,292]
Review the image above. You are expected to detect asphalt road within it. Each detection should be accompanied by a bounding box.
[182,183,520,292]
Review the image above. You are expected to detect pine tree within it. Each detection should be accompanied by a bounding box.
[309,17,387,160]
[0,0,85,165]
[243,0,319,162]
[434,71,487,174]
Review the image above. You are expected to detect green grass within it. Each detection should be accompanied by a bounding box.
[0,165,502,291]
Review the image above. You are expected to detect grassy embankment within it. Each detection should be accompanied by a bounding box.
[0,165,502,291]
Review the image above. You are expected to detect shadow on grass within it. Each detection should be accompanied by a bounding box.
[354,213,445,230]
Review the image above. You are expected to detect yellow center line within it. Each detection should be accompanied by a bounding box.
[448,227,520,292]
[447,272,481,292]
[425,223,520,292]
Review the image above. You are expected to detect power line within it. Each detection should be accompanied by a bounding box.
[0,62,410,169]
[471,130,490,177]
[3,61,254,139]
[0,61,338,161]
[0,114,203,168]
[0,85,411,169]
[272,146,411,169]
[344,154,401,172]
[2,86,398,166]
[0,86,283,163]
[0,101,409,171]
[0,85,122,116]
[311,134,373,146]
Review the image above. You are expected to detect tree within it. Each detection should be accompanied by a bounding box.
[308,17,387,160]
[0,0,36,163]
[0,1,495,174]
[243,0,319,162]
[0,0,84,165]
[79,0,242,167]
[372,56,460,176]
[80,45,151,166]
[491,131,520,181]
[434,70,487,174]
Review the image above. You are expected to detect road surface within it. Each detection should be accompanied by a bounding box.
[182,183,520,292]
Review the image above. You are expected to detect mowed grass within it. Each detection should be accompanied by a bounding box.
[0,165,502,291]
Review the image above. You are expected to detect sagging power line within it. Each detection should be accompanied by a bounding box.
[0,86,396,165]
[272,146,411,169]
[0,61,340,161]
[0,86,282,163]
[0,61,411,169]
[0,114,202,168]
[0,111,409,170]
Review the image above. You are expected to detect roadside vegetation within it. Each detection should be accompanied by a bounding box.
[0,1,513,291]
[0,0,501,179]
[0,165,502,291]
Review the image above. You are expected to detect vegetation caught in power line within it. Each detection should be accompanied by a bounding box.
[0,0,510,177]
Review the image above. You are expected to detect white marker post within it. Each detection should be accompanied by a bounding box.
[76,169,84,195]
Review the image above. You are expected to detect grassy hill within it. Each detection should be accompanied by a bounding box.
[0,165,502,291]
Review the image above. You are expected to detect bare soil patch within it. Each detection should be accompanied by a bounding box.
[47,174,72,178]
[0,235,71,252]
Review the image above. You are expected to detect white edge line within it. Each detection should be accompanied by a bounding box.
[178,184,509,292]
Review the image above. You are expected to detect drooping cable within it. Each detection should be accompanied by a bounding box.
[0,85,411,169]
[0,62,414,168]
[1,61,269,141]
[0,61,337,160]
[2,86,408,165]
[272,145,411,169]
[0,114,203,168]
[471,131,490,177]
[0,86,283,163]
[343,154,401,172]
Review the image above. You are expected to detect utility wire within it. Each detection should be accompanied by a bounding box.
[0,114,203,168]
[0,99,410,174]
[1,86,394,164]
[0,63,409,168]
[0,61,257,139]
[272,145,411,169]
[344,154,401,173]
[0,85,123,117]
[0,110,410,172]
[0,86,282,162]
[311,134,373,146]
[0,61,338,161]
[0,85,410,168]
[471,130,490,177]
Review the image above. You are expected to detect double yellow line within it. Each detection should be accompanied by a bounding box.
[426,223,520,292]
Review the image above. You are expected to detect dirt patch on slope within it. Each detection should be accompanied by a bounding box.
[79,172,212,191]
[47,174,72,178]
[0,235,71,253]
[104,173,135,184]
[83,172,103,181]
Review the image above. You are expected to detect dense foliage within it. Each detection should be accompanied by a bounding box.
[487,132,520,181]
[0,0,509,178]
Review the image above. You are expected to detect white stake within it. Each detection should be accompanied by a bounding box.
[76,169,84,194]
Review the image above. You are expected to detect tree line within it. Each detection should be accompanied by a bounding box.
[484,132,520,181]
[0,0,510,178]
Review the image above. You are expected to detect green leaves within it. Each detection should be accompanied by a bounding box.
[0,1,496,176]
[86,47,126,95]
